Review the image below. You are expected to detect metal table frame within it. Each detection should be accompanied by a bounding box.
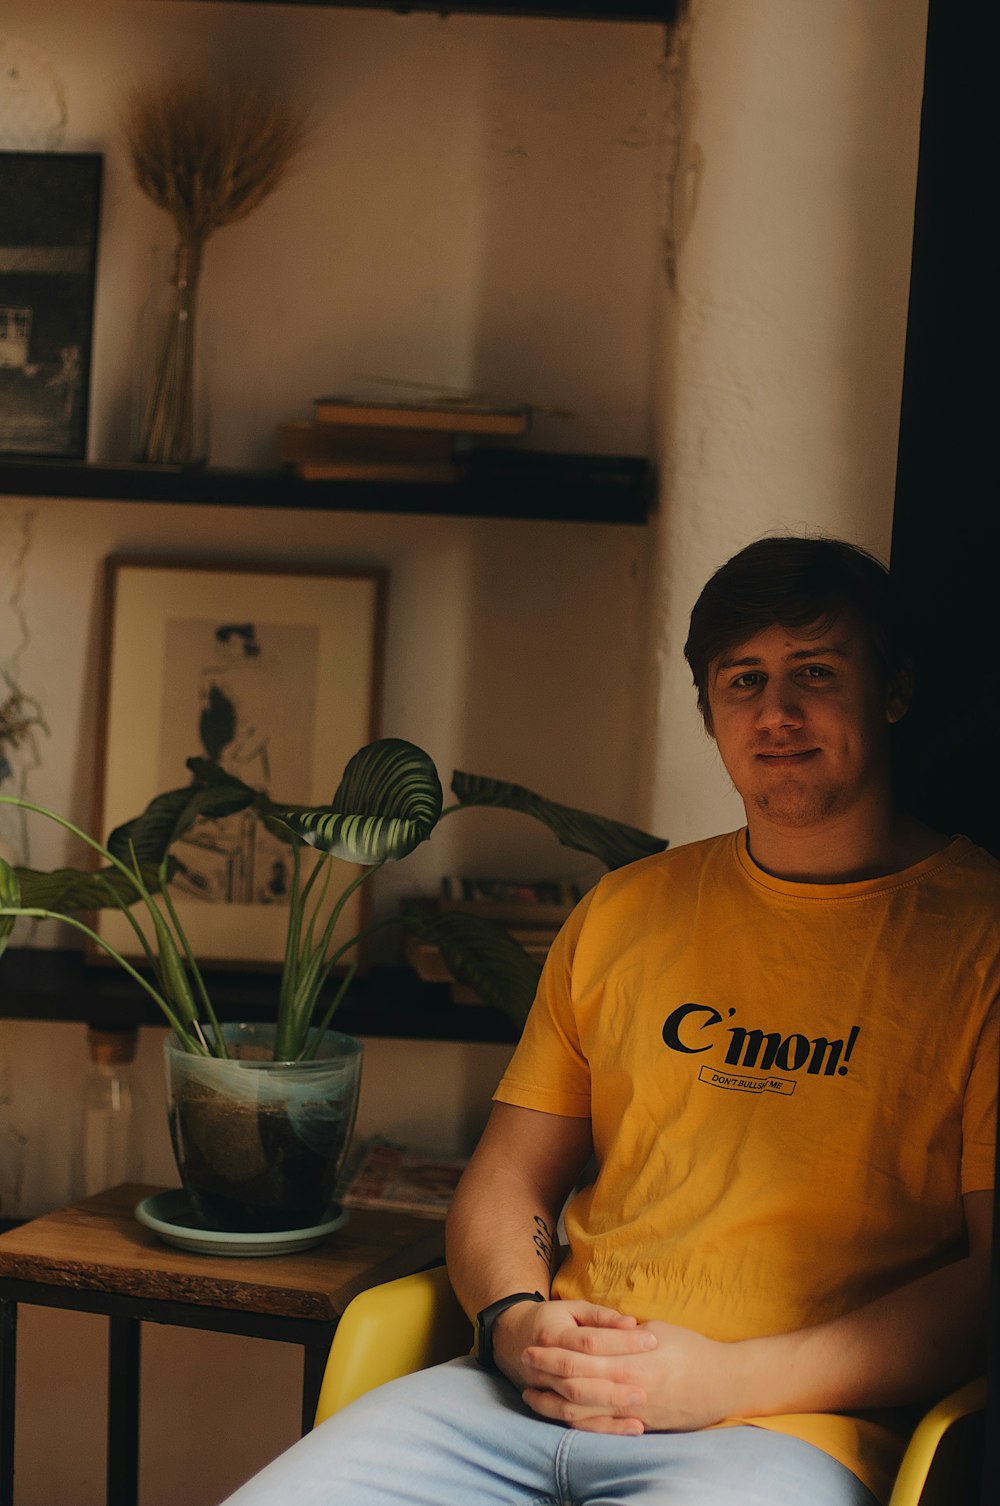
[0,1277,334,1506]
[0,1188,444,1506]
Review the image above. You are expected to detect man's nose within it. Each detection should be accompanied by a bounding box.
[754,682,804,730]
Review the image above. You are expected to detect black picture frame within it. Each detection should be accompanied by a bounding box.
[0,151,103,460]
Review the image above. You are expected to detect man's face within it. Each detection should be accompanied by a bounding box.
[704,618,907,830]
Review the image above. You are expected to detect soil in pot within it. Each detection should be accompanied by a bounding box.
[169,1082,354,1232]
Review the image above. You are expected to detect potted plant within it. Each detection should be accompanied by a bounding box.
[0,739,666,1233]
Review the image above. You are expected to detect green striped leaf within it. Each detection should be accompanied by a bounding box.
[450,772,668,871]
[0,856,21,956]
[270,739,443,864]
[401,905,540,1032]
[107,779,256,868]
[9,864,157,913]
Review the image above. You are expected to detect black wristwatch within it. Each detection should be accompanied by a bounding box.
[474,1291,545,1371]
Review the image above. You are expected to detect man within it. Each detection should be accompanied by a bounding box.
[226,536,996,1506]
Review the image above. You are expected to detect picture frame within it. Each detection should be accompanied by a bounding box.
[0,151,103,459]
[93,558,387,970]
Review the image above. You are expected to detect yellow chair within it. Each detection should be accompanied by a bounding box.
[314,1264,472,1421]
[315,1266,988,1506]
[886,1375,987,1506]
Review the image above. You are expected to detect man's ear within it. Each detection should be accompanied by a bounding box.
[886,661,915,725]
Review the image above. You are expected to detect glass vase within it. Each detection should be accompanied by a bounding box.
[133,241,208,466]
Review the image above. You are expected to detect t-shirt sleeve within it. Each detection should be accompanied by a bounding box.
[493,887,595,1119]
[962,995,998,1194]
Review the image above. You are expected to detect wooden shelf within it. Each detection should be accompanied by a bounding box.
[207,2,679,22]
[0,449,653,525]
[0,948,517,1044]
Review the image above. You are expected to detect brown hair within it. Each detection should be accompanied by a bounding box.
[684,536,910,723]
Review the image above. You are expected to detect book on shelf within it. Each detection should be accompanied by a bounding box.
[338,1136,468,1219]
[439,875,584,927]
[277,421,461,482]
[312,395,532,437]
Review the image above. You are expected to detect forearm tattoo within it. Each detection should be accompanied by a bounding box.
[532,1215,556,1273]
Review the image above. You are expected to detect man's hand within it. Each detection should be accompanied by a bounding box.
[493,1299,657,1430]
[521,1318,735,1435]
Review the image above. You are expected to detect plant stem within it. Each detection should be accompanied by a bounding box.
[298,962,358,1060]
[274,860,384,1060]
[94,873,159,968]
[122,841,200,1032]
[279,839,304,1019]
[0,905,205,1050]
[157,855,228,1056]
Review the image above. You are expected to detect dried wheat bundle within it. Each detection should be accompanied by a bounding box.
[123,73,308,464]
[123,73,309,268]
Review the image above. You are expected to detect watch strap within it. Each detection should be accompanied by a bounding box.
[474,1290,545,1371]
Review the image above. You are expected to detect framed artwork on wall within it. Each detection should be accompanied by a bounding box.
[0,151,103,459]
[93,557,387,969]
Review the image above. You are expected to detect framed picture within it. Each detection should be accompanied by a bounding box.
[0,151,102,459]
[93,558,387,969]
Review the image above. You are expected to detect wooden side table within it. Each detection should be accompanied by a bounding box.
[0,1184,445,1506]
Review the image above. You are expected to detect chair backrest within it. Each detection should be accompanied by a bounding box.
[314,1264,472,1425]
[887,1376,987,1506]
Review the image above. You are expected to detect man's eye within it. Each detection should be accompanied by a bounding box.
[799,665,833,680]
[731,673,762,689]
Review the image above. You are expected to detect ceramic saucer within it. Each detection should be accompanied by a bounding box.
[134,1190,348,1257]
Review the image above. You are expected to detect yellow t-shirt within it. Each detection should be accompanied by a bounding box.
[494,830,999,1503]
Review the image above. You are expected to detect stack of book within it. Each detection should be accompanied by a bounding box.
[405,876,583,1004]
[278,395,532,482]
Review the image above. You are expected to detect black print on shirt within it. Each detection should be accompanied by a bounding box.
[661,1002,861,1082]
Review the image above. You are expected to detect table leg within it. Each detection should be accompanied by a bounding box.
[0,1300,15,1506]
[107,1315,141,1506]
[301,1335,331,1436]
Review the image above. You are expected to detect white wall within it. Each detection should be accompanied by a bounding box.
[0,1,932,1501]
[0,0,664,466]
[642,0,928,846]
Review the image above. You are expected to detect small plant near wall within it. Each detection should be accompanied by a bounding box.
[0,740,666,1054]
[0,742,666,1232]
[0,673,48,786]
[0,671,49,866]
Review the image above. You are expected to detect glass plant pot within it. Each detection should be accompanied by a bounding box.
[164,1023,362,1233]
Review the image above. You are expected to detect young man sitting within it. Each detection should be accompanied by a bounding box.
[225,536,996,1506]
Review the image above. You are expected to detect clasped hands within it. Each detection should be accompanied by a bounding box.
[493,1298,738,1437]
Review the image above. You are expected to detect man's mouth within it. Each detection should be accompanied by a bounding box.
[755,748,819,763]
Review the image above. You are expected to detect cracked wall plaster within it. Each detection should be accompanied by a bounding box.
[0,34,66,149]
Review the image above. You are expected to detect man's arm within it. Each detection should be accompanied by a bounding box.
[734,1188,993,1414]
[446,1101,655,1406]
[522,1189,993,1433]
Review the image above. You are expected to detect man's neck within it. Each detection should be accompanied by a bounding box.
[744,809,949,885]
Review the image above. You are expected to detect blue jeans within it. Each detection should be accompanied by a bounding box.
[221,1357,881,1505]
